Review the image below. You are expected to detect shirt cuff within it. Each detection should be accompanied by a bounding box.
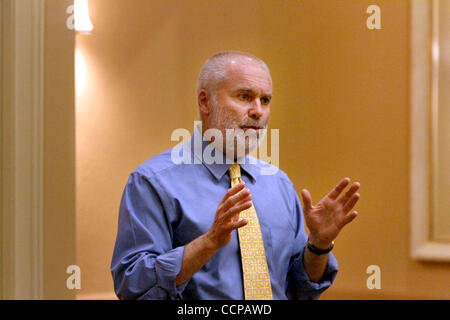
[290,246,338,298]
[154,246,189,299]
[301,246,338,290]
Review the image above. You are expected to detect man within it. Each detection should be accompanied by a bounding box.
[111,51,360,300]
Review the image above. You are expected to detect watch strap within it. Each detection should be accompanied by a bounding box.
[307,239,334,255]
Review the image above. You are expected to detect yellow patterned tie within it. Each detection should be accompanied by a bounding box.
[229,163,273,300]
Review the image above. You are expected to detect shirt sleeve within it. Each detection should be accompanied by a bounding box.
[286,187,339,300]
[110,172,189,300]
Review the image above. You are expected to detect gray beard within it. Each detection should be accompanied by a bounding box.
[207,101,267,161]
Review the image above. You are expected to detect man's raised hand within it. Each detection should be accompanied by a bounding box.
[205,182,251,249]
[301,177,360,249]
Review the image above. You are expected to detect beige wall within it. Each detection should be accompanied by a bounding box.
[75,0,450,299]
[43,0,76,299]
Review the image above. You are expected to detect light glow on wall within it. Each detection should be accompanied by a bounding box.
[75,48,88,93]
[75,0,94,33]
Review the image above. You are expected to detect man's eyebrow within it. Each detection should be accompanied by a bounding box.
[235,88,272,98]
[235,88,255,93]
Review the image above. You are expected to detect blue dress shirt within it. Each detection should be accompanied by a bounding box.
[111,126,338,300]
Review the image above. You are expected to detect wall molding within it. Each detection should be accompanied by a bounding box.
[410,0,450,261]
[1,0,45,298]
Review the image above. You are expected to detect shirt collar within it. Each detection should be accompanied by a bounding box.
[190,123,257,183]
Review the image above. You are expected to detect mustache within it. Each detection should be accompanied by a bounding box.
[239,121,267,129]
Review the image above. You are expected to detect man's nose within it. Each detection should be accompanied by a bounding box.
[248,98,263,119]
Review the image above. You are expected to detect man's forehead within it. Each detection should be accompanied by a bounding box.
[222,58,272,93]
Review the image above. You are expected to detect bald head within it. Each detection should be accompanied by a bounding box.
[196,51,271,96]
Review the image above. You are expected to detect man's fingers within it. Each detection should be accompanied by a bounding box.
[223,199,252,221]
[218,182,245,206]
[327,177,351,200]
[342,193,360,213]
[341,210,358,227]
[222,182,246,202]
[220,183,249,212]
[338,182,360,205]
[223,188,251,212]
[226,218,249,232]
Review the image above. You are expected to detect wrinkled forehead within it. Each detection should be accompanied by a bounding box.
[219,57,273,94]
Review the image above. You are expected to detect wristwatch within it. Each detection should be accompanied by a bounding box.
[307,238,334,255]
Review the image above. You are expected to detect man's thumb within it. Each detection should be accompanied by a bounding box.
[301,189,313,210]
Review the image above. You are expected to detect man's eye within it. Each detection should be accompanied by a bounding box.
[239,93,251,101]
[261,98,270,105]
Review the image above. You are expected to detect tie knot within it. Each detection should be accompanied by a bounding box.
[229,163,241,180]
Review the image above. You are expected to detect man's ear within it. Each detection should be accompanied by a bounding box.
[198,89,211,117]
